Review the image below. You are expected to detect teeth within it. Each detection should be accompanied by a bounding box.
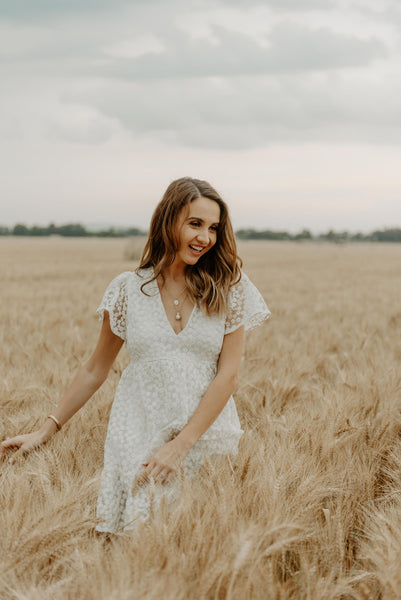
[190,245,203,251]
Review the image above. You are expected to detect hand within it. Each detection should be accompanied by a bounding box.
[136,437,192,487]
[0,430,50,464]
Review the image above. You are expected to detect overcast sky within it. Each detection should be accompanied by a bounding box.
[1,0,400,233]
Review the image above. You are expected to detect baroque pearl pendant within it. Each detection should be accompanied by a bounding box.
[175,311,182,321]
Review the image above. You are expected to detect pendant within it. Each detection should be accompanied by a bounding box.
[175,312,182,321]
[173,299,179,306]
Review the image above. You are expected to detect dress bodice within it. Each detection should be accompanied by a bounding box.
[124,270,226,367]
[97,266,270,356]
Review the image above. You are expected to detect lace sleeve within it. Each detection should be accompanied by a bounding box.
[96,272,131,341]
[224,272,271,335]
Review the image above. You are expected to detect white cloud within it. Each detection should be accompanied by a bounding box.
[93,23,385,81]
[62,61,401,150]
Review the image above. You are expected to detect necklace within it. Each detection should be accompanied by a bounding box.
[162,284,187,322]
[173,293,187,322]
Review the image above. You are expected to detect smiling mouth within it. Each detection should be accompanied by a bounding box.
[189,244,206,254]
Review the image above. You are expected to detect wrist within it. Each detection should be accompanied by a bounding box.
[38,417,58,441]
[175,430,198,452]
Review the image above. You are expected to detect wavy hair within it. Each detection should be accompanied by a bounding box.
[137,177,242,316]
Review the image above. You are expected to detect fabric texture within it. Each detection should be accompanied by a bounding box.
[95,267,270,534]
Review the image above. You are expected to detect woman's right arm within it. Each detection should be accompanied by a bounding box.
[0,312,124,461]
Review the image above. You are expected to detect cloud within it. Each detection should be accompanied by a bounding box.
[1,11,385,77]
[95,22,385,82]
[266,21,386,70]
[63,61,401,150]
[48,14,388,150]
[0,0,398,152]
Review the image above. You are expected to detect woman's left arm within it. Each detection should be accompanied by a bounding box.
[176,324,245,448]
[137,326,244,486]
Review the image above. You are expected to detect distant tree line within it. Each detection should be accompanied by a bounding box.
[1,223,401,242]
[0,223,147,237]
[236,228,401,242]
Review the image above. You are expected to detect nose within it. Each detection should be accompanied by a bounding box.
[196,227,210,245]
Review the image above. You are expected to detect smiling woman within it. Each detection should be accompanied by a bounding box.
[0,176,271,536]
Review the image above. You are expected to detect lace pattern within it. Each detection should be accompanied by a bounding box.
[224,272,271,334]
[96,272,130,341]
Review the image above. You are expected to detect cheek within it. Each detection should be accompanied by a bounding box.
[179,226,191,245]
[209,233,217,247]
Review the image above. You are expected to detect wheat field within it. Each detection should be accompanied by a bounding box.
[1,237,401,600]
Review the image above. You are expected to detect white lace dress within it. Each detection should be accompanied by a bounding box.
[95,267,270,534]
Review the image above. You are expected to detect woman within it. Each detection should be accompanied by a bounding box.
[0,177,270,535]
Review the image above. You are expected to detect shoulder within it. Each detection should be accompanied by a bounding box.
[229,270,250,288]
[130,267,154,291]
[99,271,135,303]
[107,268,154,286]
[104,271,133,292]
[133,266,153,281]
[109,268,154,292]
[129,266,159,296]
[113,270,133,284]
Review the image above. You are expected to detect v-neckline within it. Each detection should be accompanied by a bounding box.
[152,268,196,337]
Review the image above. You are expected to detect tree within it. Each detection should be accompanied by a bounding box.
[13,224,29,236]
[294,229,312,241]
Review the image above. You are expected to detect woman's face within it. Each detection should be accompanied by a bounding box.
[175,196,220,266]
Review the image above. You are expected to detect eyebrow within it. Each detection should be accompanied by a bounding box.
[186,216,220,225]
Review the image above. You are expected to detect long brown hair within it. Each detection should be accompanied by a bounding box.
[137,177,242,316]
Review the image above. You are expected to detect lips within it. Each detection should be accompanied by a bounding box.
[189,244,205,254]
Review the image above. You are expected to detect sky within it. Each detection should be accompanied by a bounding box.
[1,0,400,234]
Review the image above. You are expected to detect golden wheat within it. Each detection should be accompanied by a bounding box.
[1,237,401,599]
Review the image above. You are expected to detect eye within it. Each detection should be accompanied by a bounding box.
[190,221,200,227]
[210,225,219,232]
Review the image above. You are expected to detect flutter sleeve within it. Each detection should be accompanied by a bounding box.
[96,272,131,341]
[224,272,271,335]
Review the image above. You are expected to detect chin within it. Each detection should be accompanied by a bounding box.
[186,256,200,265]
[181,250,202,264]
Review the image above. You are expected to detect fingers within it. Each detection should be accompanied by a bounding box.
[0,447,20,465]
[0,437,22,462]
[136,464,175,487]
[0,436,40,463]
[1,436,22,451]
[160,472,174,485]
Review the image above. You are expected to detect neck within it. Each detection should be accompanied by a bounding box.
[161,258,187,283]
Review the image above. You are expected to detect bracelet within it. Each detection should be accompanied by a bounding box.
[47,414,62,431]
